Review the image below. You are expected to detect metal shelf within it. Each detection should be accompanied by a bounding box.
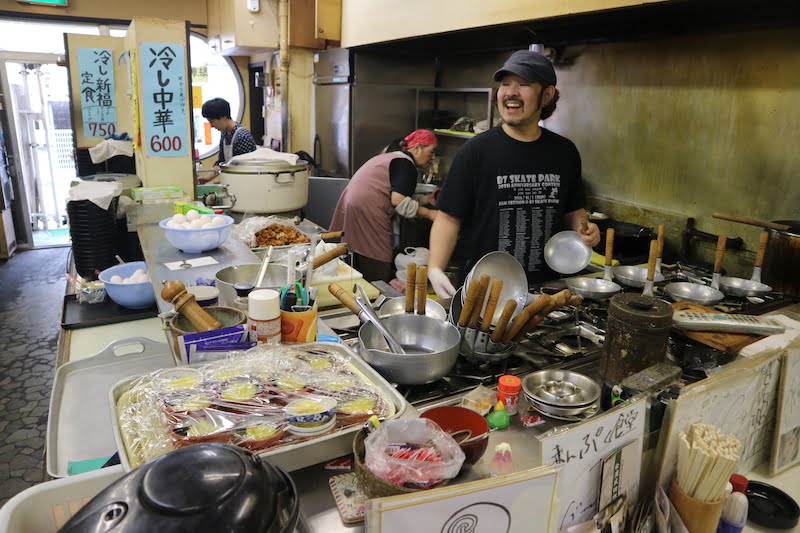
[414,87,494,132]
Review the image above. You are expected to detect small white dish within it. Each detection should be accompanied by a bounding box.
[287,414,337,436]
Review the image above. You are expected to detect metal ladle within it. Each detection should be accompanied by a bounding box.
[719,230,773,297]
[354,284,406,354]
[664,234,726,305]
[565,228,622,301]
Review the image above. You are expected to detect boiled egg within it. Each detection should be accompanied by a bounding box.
[185,209,200,222]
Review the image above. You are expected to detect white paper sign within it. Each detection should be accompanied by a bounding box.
[367,467,559,533]
[164,256,219,270]
[656,366,760,490]
[539,396,647,530]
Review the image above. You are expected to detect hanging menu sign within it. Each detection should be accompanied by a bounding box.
[77,48,117,138]
[140,43,188,157]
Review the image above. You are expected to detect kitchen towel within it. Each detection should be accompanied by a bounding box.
[88,139,134,164]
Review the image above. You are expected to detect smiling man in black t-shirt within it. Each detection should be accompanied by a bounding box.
[428,50,601,298]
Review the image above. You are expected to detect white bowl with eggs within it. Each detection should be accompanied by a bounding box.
[98,261,156,309]
[159,210,234,253]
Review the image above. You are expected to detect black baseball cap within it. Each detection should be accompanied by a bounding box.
[493,50,557,87]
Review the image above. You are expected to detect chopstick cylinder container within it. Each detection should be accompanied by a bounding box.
[669,476,725,533]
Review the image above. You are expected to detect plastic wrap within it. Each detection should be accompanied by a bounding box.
[364,419,465,488]
[231,216,309,248]
[115,343,394,468]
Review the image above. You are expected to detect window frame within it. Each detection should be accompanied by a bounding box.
[189,31,246,161]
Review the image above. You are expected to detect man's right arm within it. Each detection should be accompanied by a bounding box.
[428,211,461,298]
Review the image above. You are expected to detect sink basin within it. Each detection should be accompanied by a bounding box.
[415,183,437,195]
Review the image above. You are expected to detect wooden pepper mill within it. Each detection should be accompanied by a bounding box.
[161,280,223,332]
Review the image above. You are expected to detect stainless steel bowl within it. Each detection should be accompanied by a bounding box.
[525,396,600,420]
[565,277,622,300]
[664,281,724,305]
[215,263,293,306]
[612,265,665,288]
[378,297,447,320]
[544,231,592,275]
[358,314,460,385]
[462,251,528,325]
[718,276,772,297]
[522,369,600,407]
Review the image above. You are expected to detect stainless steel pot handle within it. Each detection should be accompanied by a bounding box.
[274,171,296,184]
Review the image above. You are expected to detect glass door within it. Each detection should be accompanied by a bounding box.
[2,60,75,247]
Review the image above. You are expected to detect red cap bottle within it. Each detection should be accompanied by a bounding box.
[498,375,522,415]
[729,473,748,494]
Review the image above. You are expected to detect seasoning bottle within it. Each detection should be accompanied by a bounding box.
[497,375,522,415]
[233,282,255,312]
[248,289,281,345]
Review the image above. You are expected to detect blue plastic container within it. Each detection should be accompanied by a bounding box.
[98,261,157,309]
[159,214,234,254]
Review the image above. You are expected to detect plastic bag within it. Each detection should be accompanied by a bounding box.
[364,418,465,488]
[394,247,429,271]
[310,241,339,278]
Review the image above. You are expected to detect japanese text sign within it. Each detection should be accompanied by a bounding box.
[141,43,188,157]
[77,48,117,138]
[539,396,646,530]
[366,466,560,533]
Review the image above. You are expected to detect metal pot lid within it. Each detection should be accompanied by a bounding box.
[608,293,673,327]
[522,370,600,407]
[220,159,309,174]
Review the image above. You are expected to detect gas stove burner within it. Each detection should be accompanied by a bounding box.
[580,305,609,327]
[538,322,605,356]
[504,355,530,375]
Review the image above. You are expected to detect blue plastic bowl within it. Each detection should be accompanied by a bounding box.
[98,261,156,309]
[159,214,234,254]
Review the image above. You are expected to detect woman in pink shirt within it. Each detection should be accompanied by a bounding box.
[330,130,438,282]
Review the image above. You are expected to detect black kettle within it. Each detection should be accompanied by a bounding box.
[59,444,300,533]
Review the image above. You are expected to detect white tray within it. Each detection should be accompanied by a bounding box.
[46,338,175,477]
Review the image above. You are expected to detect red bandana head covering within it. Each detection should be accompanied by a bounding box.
[402,129,437,150]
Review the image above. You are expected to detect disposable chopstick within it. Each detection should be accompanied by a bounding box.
[676,423,742,502]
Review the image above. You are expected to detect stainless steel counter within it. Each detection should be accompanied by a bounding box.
[137,219,261,314]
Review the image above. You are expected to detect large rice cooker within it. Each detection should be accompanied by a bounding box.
[220,159,309,214]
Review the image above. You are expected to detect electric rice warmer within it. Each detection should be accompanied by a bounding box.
[58,444,300,533]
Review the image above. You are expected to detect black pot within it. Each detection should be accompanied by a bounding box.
[594,219,653,259]
[763,220,800,297]
[58,444,300,533]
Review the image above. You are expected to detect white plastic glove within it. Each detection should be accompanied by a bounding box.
[428,267,456,299]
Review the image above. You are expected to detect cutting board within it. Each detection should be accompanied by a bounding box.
[315,278,380,309]
[671,301,765,353]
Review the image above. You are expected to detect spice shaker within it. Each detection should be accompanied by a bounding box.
[248,289,281,344]
[497,375,522,415]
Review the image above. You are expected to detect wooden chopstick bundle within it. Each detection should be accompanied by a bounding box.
[676,423,741,502]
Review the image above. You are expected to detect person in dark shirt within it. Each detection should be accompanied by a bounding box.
[329,130,439,282]
[428,50,600,297]
[197,97,258,184]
